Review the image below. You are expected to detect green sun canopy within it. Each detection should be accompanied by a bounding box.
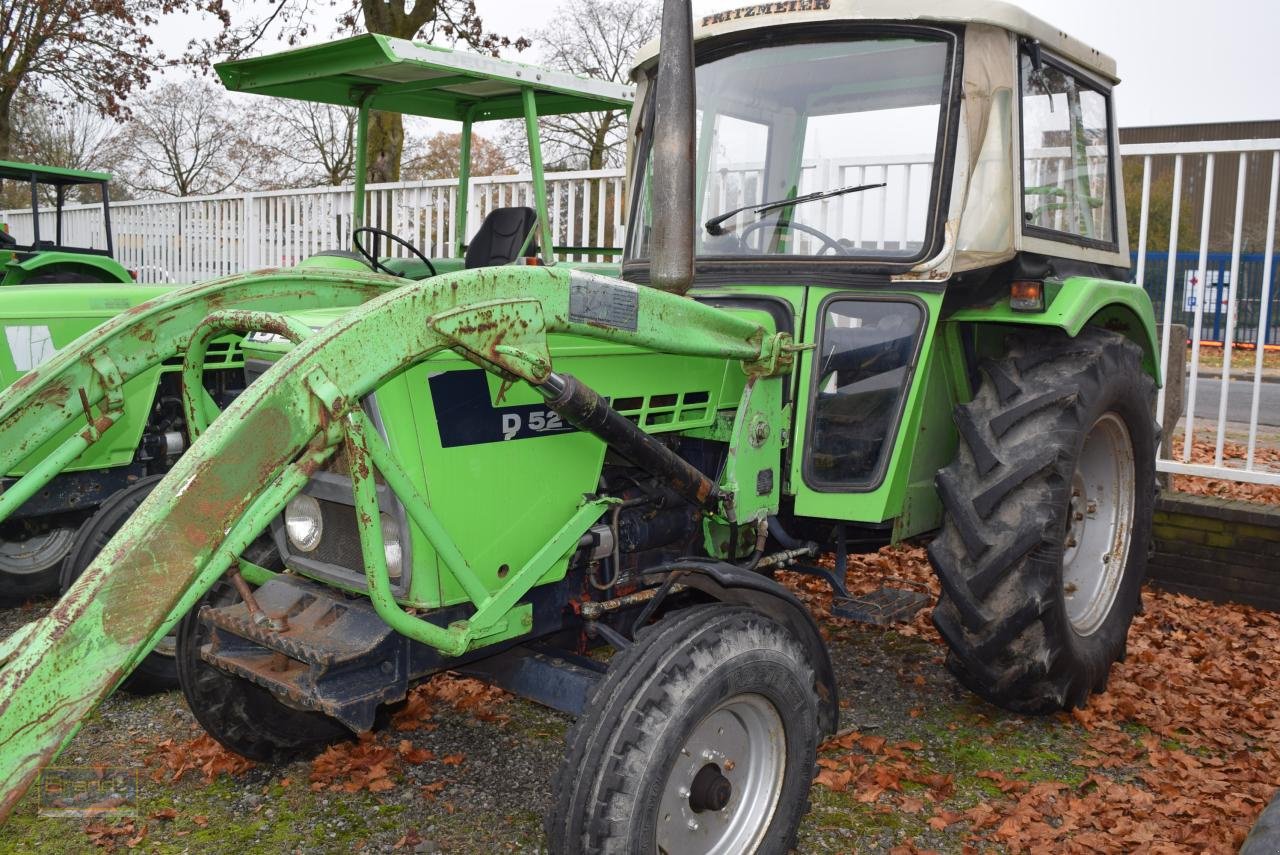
[216,33,635,122]
[0,160,111,186]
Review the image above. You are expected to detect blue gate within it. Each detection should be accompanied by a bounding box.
[1132,251,1280,345]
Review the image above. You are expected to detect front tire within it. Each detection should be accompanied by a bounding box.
[929,328,1157,713]
[547,604,819,855]
[0,518,78,602]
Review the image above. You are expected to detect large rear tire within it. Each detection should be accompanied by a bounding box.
[546,604,819,855]
[60,475,176,693]
[929,328,1157,713]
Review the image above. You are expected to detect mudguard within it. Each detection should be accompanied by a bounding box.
[1,251,132,285]
[648,557,841,736]
[949,277,1162,383]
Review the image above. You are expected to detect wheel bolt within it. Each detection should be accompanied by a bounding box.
[1087,500,1098,515]
[678,786,690,798]
[687,818,699,831]
[1065,536,1077,548]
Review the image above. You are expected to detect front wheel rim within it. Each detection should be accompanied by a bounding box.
[0,525,77,576]
[1062,412,1136,636]
[656,693,787,855]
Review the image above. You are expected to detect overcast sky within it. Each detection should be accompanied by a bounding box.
[152,0,1279,129]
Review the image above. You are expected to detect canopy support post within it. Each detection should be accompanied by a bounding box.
[352,99,370,242]
[522,87,554,264]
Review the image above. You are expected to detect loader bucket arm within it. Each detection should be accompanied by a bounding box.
[0,268,396,524]
[0,266,782,821]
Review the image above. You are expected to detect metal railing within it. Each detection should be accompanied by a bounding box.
[1,170,627,282]
[1126,138,1280,488]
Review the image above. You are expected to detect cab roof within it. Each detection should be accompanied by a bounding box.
[217,33,636,122]
[632,0,1118,82]
[0,160,111,185]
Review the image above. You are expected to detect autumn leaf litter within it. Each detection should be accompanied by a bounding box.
[0,522,1277,851]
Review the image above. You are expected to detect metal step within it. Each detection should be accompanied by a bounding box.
[201,575,409,731]
[831,587,930,626]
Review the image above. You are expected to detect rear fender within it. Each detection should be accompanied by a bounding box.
[949,277,1161,384]
[2,252,132,285]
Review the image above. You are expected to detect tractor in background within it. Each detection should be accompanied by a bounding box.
[0,160,133,286]
[0,1,1158,851]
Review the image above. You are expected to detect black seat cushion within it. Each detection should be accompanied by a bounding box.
[0,229,15,248]
[465,207,538,269]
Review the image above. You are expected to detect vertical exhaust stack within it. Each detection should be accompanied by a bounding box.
[648,0,696,296]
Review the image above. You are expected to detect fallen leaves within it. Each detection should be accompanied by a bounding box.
[309,734,399,794]
[1171,438,1280,505]
[390,672,511,732]
[84,819,146,849]
[144,734,253,784]
[793,541,1280,853]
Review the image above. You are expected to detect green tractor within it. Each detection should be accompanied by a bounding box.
[0,0,1159,850]
[0,160,133,286]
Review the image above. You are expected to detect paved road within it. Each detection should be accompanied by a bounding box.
[1188,377,1280,426]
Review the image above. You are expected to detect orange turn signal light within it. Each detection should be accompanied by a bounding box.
[1010,280,1045,312]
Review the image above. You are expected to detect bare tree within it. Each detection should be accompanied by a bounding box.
[117,80,255,197]
[9,92,124,188]
[533,0,658,170]
[403,130,511,180]
[0,0,228,160]
[254,100,358,187]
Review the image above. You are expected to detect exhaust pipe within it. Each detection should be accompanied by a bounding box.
[648,0,696,296]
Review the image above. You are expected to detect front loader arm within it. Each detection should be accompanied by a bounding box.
[0,266,780,822]
[0,268,395,524]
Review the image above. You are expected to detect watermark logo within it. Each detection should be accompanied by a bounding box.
[38,766,138,818]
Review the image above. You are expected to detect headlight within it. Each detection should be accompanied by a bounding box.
[285,494,323,552]
[381,514,403,581]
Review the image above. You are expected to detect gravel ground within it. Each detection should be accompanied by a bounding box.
[0,555,1273,854]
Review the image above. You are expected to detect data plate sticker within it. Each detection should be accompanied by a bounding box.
[569,273,638,331]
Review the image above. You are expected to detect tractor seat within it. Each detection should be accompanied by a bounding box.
[465,206,538,269]
[0,229,15,248]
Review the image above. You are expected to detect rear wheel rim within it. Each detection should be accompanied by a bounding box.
[1062,412,1136,636]
[656,693,786,855]
[0,525,76,576]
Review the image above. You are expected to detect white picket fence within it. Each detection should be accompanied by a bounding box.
[3,143,1279,488]
[1,170,627,282]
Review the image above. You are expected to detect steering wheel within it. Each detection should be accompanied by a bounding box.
[737,218,849,256]
[352,227,437,278]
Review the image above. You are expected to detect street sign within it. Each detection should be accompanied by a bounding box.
[1183,269,1232,313]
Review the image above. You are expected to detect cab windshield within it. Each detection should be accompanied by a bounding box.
[628,33,953,263]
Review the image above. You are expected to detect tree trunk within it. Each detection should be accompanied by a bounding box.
[367,111,404,184]
[359,0,437,184]
[0,89,15,162]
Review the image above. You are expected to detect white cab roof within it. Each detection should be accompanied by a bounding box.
[632,0,1117,81]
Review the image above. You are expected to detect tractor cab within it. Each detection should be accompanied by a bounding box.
[625,0,1130,283]
[216,34,635,278]
[0,160,132,285]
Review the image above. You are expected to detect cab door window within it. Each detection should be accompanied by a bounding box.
[806,298,924,488]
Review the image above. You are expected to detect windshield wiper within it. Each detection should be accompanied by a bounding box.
[704,181,887,236]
